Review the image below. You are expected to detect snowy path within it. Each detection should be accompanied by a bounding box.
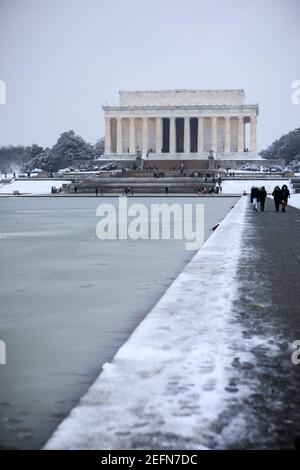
[45,196,250,450]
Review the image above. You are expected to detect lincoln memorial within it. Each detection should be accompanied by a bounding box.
[103,89,259,161]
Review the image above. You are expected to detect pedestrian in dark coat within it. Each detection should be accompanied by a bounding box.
[250,186,254,203]
[252,187,260,211]
[272,186,281,212]
[281,185,290,212]
[260,186,267,211]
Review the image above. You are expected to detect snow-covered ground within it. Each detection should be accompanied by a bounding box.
[0,173,15,179]
[45,196,251,450]
[0,179,70,195]
[289,194,300,210]
[221,179,291,195]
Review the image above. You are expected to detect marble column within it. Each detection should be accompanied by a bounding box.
[170,117,176,153]
[104,117,111,154]
[224,117,231,153]
[197,117,203,153]
[238,116,244,153]
[156,117,162,154]
[250,116,257,152]
[211,117,217,152]
[184,117,190,153]
[142,117,148,154]
[116,118,122,154]
[129,118,135,154]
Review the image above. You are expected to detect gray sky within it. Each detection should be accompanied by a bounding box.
[0,0,299,151]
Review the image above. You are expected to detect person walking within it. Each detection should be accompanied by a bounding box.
[281,184,290,212]
[260,186,267,211]
[252,187,260,211]
[272,186,282,212]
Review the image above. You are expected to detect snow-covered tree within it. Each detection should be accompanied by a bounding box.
[94,137,105,158]
[260,128,300,164]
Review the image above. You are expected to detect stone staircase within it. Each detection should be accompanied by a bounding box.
[65,177,216,195]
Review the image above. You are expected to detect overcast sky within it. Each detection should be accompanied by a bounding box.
[0,0,299,151]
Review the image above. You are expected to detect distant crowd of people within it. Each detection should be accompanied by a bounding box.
[198,186,222,195]
[250,185,290,212]
[51,186,62,194]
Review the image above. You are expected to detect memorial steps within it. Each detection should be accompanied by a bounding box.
[66,177,216,195]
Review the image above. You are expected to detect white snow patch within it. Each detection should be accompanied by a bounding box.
[0,179,70,195]
[289,194,300,210]
[45,197,249,450]
[0,172,15,179]
[221,179,291,195]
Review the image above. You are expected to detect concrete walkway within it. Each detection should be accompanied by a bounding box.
[227,197,300,449]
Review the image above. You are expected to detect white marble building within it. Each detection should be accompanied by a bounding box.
[103,90,259,160]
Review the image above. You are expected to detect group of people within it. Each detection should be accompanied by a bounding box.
[250,184,290,212]
[250,186,267,211]
[198,186,220,195]
[272,185,290,212]
[51,186,62,194]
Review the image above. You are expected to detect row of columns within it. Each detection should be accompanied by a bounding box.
[105,116,257,154]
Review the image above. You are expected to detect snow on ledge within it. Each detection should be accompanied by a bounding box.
[45,196,248,450]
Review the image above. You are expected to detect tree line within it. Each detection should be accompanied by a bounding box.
[0,131,105,173]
